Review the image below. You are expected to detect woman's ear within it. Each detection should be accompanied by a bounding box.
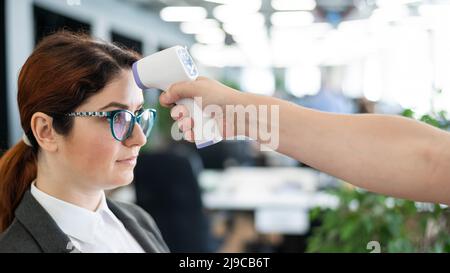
[30,112,58,152]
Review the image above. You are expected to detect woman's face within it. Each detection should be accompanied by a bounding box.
[58,70,147,191]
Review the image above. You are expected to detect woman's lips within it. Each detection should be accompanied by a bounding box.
[116,156,137,165]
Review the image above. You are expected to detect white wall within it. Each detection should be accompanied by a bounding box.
[6,0,193,146]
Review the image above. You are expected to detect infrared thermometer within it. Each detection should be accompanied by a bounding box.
[132,46,223,148]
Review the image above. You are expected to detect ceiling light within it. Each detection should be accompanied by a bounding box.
[160,6,207,22]
[271,11,314,27]
[271,0,316,11]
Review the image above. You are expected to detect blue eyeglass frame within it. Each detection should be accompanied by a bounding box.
[66,108,157,141]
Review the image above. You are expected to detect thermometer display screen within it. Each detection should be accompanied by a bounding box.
[177,47,198,78]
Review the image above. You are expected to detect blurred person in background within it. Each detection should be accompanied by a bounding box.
[298,66,354,114]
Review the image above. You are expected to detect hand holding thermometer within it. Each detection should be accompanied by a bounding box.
[132,46,223,148]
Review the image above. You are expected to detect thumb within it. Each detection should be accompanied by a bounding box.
[159,80,198,107]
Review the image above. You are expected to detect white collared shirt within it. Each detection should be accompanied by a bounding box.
[30,182,145,253]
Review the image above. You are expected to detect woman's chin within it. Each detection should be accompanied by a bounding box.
[105,173,134,190]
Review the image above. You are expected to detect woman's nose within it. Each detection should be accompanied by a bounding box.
[125,122,147,147]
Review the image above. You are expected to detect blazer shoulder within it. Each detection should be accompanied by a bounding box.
[0,219,42,253]
[107,200,170,252]
[109,200,162,235]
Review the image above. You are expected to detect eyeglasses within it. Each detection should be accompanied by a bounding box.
[67,108,156,142]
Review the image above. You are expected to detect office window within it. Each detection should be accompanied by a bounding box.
[111,32,143,54]
[1,0,7,150]
[33,5,91,45]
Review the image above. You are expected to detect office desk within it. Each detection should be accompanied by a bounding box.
[199,167,339,235]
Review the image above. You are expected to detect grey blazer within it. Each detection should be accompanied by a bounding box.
[0,190,170,253]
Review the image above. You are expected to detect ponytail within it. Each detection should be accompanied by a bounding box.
[0,140,37,232]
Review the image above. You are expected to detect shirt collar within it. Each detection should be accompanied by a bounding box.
[30,181,110,244]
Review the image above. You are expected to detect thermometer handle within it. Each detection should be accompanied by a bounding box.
[176,98,223,149]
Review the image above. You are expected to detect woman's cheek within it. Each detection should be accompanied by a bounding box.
[89,139,116,170]
[70,136,117,174]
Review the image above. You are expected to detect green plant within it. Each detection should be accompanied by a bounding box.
[307,110,450,253]
[220,78,241,91]
[402,109,450,130]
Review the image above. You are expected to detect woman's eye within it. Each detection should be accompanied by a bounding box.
[113,113,123,123]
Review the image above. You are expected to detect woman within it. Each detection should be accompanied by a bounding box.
[160,77,450,205]
[0,32,169,253]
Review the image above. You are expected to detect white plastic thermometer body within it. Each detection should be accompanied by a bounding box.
[132,46,223,148]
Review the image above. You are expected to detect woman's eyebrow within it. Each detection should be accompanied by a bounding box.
[98,101,144,111]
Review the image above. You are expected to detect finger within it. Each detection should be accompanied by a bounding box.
[159,91,174,108]
[183,130,195,143]
[160,80,198,106]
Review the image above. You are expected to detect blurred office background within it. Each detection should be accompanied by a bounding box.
[2,0,450,253]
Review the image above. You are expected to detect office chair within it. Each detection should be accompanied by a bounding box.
[133,150,215,253]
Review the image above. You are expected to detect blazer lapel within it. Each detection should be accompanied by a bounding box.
[15,191,73,253]
[14,191,165,253]
[107,200,165,253]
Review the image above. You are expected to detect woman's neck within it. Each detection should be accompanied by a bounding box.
[35,171,103,212]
